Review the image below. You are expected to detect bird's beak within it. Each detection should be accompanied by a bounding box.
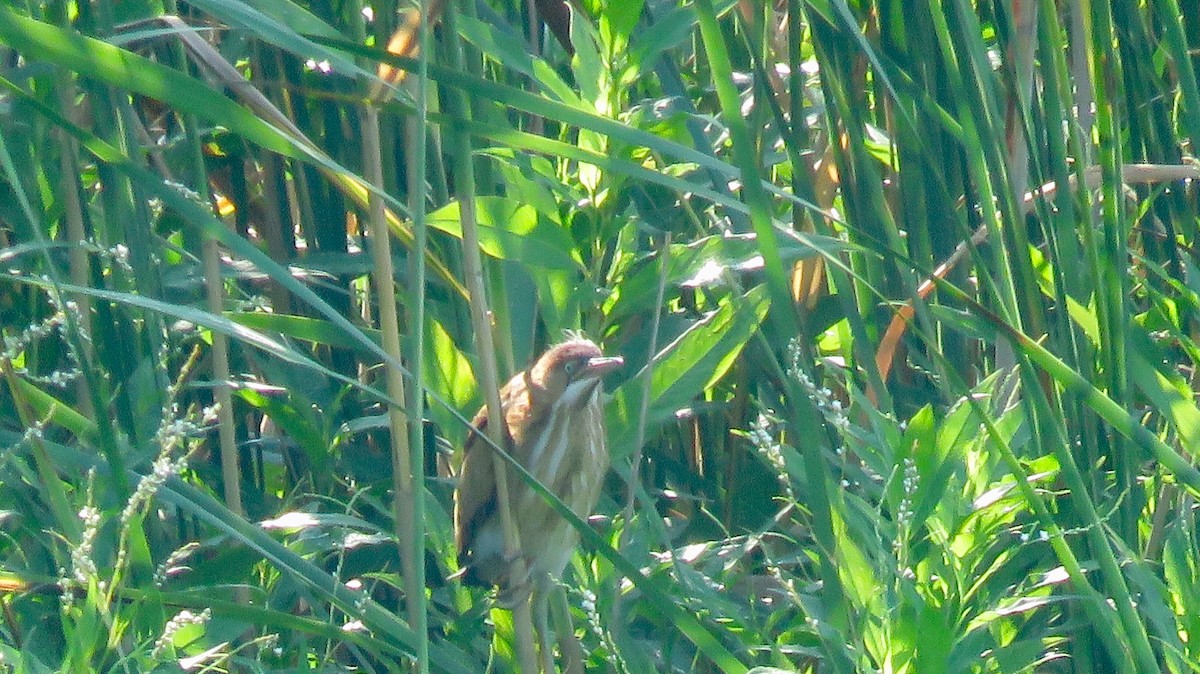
[584,355,624,378]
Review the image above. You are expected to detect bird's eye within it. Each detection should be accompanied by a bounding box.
[563,360,579,376]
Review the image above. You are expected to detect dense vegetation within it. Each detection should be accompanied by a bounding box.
[2,0,1200,672]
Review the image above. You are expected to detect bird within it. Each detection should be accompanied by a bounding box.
[453,338,623,603]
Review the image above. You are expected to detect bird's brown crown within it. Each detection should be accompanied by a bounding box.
[532,339,601,382]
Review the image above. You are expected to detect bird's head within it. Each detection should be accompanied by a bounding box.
[529,339,624,410]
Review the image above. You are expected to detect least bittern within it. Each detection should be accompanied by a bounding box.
[454,338,622,667]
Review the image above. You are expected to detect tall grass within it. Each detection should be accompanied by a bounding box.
[2,0,1199,672]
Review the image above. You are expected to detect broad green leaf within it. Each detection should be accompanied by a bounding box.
[1128,331,1200,454]
[9,378,98,447]
[570,4,606,110]
[607,284,770,455]
[427,197,582,270]
[458,14,582,107]
[600,0,643,51]
[629,4,698,80]
[424,319,479,449]
[229,312,383,353]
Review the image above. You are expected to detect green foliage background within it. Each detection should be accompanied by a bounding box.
[1,0,1200,672]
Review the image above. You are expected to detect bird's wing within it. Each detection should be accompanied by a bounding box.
[454,404,496,557]
[453,374,541,564]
